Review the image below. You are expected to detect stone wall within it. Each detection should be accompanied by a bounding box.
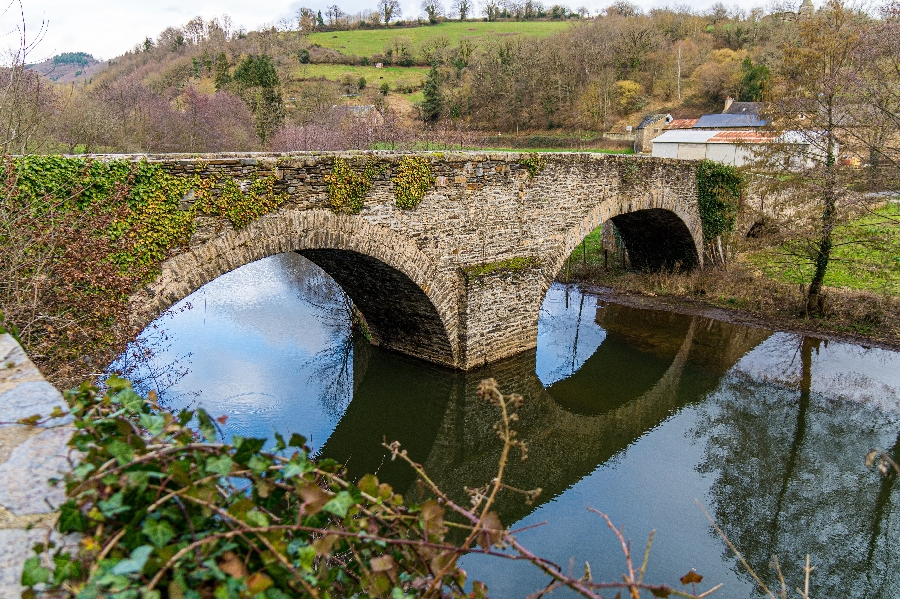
[0,334,76,597]
[119,151,702,369]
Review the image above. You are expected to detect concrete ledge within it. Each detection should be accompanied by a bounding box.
[0,334,76,598]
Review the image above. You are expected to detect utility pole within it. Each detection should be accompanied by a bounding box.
[677,41,682,102]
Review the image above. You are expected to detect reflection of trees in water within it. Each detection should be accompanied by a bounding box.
[111,307,197,406]
[289,253,356,419]
[694,337,900,598]
[538,285,601,385]
[305,335,355,419]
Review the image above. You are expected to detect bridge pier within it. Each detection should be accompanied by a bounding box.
[458,264,546,369]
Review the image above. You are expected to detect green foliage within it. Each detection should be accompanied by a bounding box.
[23,379,483,598]
[6,156,286,270]
[213,52,232,90]
[392,155,434,209]
[194,174,287,229]
[1,155,286,384]
[520,154,546,177]
[738,56,770,102]
[0,309,20,342]
[233,54,281,89]
[696,160,744,241]
[52,52,92,66]
[304,21,569,59]
[298,49,311,64]
[748,204,900,295]
[325,157,383,214]
[231,54,285,142]
[463,256,540,280]
[421,65,443,122]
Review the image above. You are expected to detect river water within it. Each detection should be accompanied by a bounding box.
[116,252,900,598]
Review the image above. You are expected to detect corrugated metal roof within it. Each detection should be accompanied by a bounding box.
[693,114,767,128]
[653,129,806,145]
[665,118,699,129]
[708,131,777,143]
[653,130,783,144]
[651,130,720,144]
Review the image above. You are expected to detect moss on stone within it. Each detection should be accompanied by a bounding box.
[462,256,540,280]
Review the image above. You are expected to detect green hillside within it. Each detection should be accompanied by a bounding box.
[306,21,572,58]
[292,64,429,92]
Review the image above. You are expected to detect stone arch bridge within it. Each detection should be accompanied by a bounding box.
[132,151,703,370]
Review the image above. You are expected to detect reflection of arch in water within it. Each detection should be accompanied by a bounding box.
[414,307,771,527]
[547,303,693,415]
[319,300,771,529]
[130,211,461,368]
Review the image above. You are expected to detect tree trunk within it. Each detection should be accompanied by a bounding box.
[807,101,838,317]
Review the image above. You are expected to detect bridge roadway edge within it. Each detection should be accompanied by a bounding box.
[0,333,78,598]
[112,150,700,370]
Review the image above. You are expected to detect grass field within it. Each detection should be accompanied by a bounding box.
[748,204,900,295]
[306,20,573,58]
[292,63,429,91]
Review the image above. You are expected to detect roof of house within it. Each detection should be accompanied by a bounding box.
[693,113,767,128]
[724,101,763,115]
[665,118,699,129]
[637,113,671,129]
[652,130,781,144]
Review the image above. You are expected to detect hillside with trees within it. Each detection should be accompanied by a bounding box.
[3,0,896,155]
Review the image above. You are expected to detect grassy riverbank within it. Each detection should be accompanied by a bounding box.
[563,227,900,347]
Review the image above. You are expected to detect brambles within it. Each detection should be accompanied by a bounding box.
[24,377,720,599]
[392,155,434,209]
[0,155,286,387]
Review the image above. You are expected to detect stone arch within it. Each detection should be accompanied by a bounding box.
[543,194,703,291]
[129,210,461,368]
[610,208,701,270]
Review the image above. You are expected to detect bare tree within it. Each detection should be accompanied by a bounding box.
[296,7,317,33]
[450,0,473,19]
[757,0,895,314]
[482,0,502,20]
[0,0,56,154]
[378,0,402,24]
[326,4,345,25]
[421,0,445,22]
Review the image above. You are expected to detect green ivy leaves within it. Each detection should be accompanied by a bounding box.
[696,160,744,241]
[520,154,546,178]
[325,157,375,215]
[393,156,434,210]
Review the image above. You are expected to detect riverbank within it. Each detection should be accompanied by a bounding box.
[565,261,900,353]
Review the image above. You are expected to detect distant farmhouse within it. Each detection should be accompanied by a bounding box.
[636,99,811,166]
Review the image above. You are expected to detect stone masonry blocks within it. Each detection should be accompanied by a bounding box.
[119,151,701,370]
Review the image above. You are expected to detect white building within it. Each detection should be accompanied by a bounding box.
[652,129,817,167]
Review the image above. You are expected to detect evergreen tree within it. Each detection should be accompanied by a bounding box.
[421,65,443,123]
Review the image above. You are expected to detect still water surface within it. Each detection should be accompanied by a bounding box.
[119,252,900,597]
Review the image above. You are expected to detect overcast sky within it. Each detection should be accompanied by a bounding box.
[9,0,762,62]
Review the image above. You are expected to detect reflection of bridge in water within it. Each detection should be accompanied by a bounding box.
[321,301,771,527]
